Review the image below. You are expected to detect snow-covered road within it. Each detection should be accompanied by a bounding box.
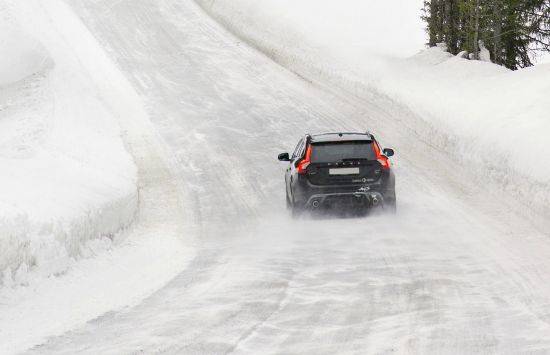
[23,0,550,353]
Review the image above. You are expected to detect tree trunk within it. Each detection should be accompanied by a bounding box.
[473,0,481,60]
[426,0,439,46]
[493,0,502,64]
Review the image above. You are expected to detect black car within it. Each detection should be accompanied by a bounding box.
[278,132,396,216]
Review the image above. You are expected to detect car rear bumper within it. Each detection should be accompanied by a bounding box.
[306,191,385,209]
[292,172,395,210]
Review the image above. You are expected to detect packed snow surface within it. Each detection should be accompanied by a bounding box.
[1,0,550,354]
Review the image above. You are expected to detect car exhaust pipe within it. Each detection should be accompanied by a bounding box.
[312,200,320,208]
[371,195,380,206]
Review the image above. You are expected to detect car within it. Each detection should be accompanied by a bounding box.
[278,132,396,216]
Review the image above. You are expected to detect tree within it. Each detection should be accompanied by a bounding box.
[492,0,503,64]
[422,0,550,69]
[423,0,462,52]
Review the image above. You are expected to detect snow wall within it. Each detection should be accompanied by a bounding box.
[194,0,550,218]
[0,7,138,286]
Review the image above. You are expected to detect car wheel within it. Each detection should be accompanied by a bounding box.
[290,198,303,219]
[385,198,397,214]
[291,205,303,219]
[286,194,291,210]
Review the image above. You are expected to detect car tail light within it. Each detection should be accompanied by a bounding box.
[297,145,312,174]
[373,142,391,170]
[377,156,391,170]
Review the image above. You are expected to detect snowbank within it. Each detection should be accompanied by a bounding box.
[0,23,51,86]
[0,1,195,351]
[0,7,138,285]
[195,0,550,216]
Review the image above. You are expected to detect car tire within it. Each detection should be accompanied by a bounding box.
[385,198,397,214]
[286,194,292,210]
[290,199,303,219]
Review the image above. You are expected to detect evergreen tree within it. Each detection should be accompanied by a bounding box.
[422,0,550,70]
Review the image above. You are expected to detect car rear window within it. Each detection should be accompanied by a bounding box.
[310,141,376,163]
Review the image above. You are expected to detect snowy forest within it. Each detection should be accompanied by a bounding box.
[423,0,550,69]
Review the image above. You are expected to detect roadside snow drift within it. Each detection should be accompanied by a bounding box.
[0,24,50,87]
[0,7,137,285]
[0,1,195,352]
[195,0,550,217]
